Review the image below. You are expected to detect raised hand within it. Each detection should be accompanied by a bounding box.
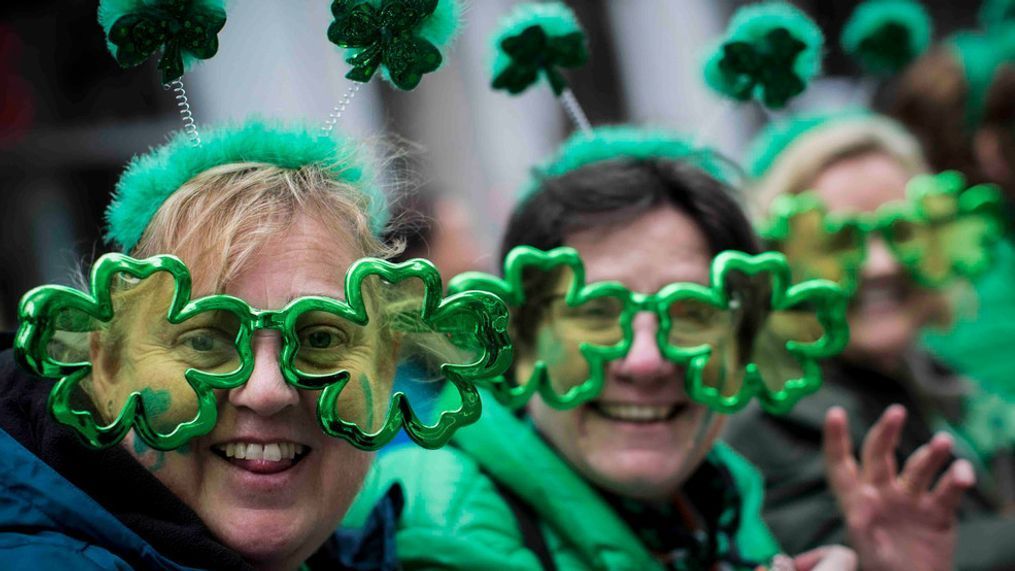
[823,404,976,571]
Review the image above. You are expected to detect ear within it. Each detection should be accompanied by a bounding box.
[974,128,1012,185]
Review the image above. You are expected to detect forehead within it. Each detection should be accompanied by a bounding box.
[811,152,912,215]
[564,206,712,293]
[223,215,359,308]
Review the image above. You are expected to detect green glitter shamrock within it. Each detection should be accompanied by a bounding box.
[447,246,631,410]
[16,254,512,451]
[703,2,824,110]
[489,2,589,97]
[327,0,445,90]
[657,251,849,414]
[102,0,227,84]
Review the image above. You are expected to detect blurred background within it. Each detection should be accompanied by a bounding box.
[0,0,981,330]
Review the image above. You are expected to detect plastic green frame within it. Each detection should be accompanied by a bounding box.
[762,171,1004,292]
[656,250,849,414]
[16,253,512,451]
[447,246,630,409]
[448,246,849,414]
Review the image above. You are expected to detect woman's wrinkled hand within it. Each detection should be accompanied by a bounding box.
[822,404,975,571]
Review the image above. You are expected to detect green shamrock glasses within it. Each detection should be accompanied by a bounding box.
[761,171,1004,293]
[448,246,849,414]
[15,253,512,451]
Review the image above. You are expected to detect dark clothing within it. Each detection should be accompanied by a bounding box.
[0,347,400,570]
[724,354,1015,571]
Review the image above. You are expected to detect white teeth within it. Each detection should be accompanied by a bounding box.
[220,441,303,461]
[595,403,678,422]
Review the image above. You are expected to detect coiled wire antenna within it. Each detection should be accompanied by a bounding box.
[163,79,201,147]
[321,83,362,136]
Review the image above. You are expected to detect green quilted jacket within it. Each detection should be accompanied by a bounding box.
[345,390,781,570]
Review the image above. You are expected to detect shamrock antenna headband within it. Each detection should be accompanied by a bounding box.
[324,0,463,134]
[98,0,464,143]
[99,0,227,147]
[488,2,592,133]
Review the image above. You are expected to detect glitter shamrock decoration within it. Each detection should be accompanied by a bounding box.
[16,254,512,451]
[703,2,824,109]
[657,251,849,414]
[447,246,631,410]
[490,2,589,96]
[99,0,227,84]
[327,0,461,90]
[841,0,933,76]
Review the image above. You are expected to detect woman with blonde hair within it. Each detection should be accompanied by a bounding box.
[725,111,1015,569]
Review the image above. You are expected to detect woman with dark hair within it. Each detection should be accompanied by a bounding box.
[348,127,970,571]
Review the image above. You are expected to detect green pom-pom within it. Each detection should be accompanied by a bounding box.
[106,118,388,252]
[488,2,589,96]
[328,0,463,91]
[979,0,1015,29]
[841,0,933,76]
[98,0,227,84]
[703,2,824,109]
[745,109,872,177]
[521,125,735,201]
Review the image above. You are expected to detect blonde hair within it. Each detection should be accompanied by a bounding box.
[752,115,930,215]
[131,162,398,293]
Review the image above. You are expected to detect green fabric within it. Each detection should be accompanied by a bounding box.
[345,387,780,570]
[841,0,932,76]
[105,118,388,252]
[924,238,1015,401]
[724,354,1015,569]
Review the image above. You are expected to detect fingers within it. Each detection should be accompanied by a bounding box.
[860,404,906,485]
[899,432,954,493]
[931,459,976,513]
[823,406,857,494]
[794,545,858,571]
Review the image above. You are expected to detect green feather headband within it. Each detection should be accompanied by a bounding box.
[702,2,824,110]
[522,125,735,202]
[106,118,387,252]
[745,109,873,178]
[841,0,933,76]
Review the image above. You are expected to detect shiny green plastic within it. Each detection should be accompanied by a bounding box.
[656,251,849,414]
[761,171,1005,292]
[15,253,512,451]
[447,246,630,409]
[449,246,849,414]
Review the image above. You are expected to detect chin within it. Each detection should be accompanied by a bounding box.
[585,447,689,500]
[207,506,321,567]
[846,315,918,365]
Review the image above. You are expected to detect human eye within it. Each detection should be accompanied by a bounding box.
[299,325,349,350]
[175,328,236,369]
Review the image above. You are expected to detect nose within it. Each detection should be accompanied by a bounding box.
[611,312,677,385]
[227,331,300,416]
[862,236,902,280]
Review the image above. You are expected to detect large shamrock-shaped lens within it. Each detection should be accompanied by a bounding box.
[16,254,512,451]
[309,258,512,450]
[15,254,252,451]
[761,192,866,293]
[447,246,630,410]
[880,171,1003,287]
[658,251,849,414]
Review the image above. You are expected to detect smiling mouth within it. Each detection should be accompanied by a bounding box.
[588,401,688,424]
[212,442,311,475]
